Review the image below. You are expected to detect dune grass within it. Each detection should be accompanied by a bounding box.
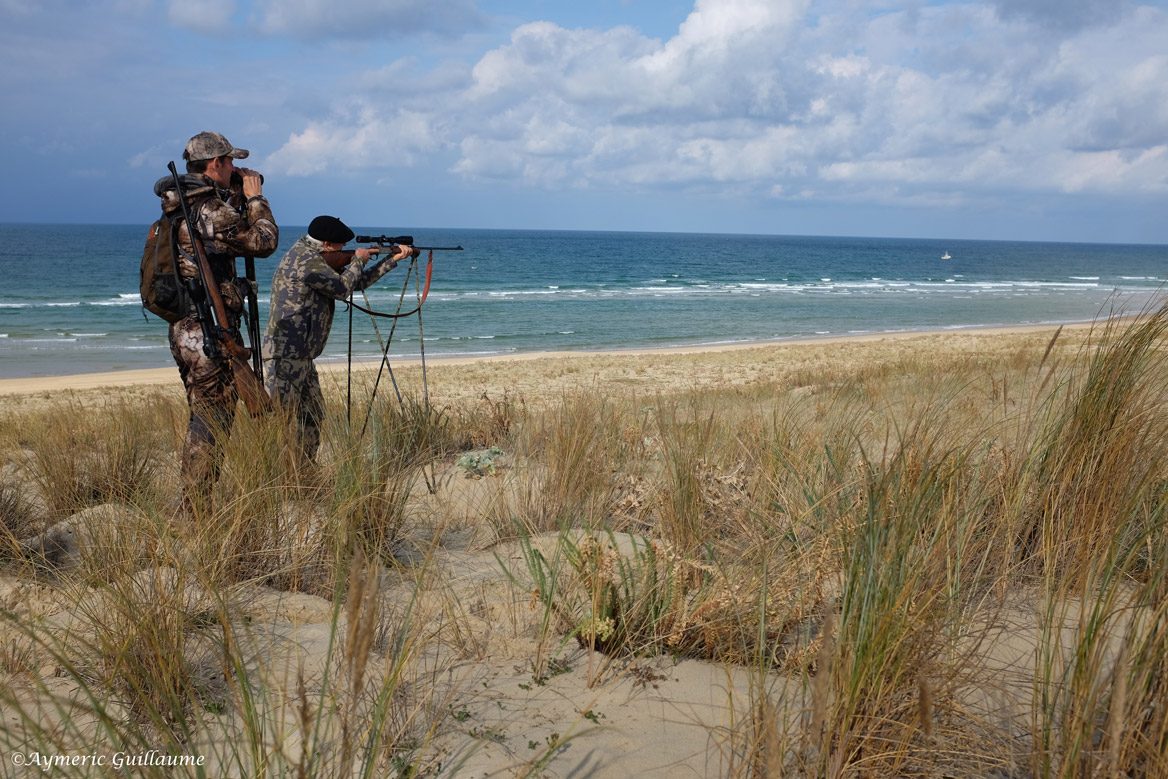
[1,314,1167,776]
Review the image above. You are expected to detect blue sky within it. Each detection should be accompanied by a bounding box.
[2,0,1166,243]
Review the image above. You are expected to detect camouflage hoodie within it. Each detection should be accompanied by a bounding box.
[262,235,399,361]
[153,173,279,316]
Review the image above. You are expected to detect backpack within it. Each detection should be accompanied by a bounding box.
[139,213,192,323]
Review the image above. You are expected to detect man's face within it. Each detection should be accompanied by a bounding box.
[204,155,235,188]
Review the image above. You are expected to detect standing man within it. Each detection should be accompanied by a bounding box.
[262,216,416,464]
[155,131,279,518]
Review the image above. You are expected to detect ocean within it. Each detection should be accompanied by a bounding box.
[1,223,1165,379]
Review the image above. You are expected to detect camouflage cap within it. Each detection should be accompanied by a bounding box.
[183,131,250,162]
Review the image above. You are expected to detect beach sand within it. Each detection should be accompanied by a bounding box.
[0,322,1085,408]
[0,320,1125,777]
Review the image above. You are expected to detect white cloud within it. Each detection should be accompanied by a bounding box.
[644,0,809,68]
[266,108,439,176]
[1052,147,1168,193]
[265,0,1168,208]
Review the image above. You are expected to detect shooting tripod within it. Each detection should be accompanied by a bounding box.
[340,239,462,440]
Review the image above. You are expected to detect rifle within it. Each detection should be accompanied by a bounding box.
[243,256,264,386]
[320,234,464,270]
[167,161,272,416]
[231,171,266,387]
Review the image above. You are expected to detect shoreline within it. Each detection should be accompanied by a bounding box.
[0,320,1106,396]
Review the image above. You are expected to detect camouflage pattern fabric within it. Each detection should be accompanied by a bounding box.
[156,172,279,517]
[156,174,278,290]
[168,317,239,516]
[263,357,324,461]
[184,131,249,162]
[261,235,398,461]
[262,235,398,362]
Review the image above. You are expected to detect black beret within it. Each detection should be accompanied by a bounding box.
[308,215,354,244]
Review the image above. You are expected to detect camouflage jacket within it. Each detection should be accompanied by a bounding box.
[262,235,399,361]
[154,173,279,318]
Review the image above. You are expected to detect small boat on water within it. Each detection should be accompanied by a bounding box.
[941,251,952,260]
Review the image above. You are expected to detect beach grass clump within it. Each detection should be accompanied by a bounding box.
[1028,506,1168,778]
[0,571,224,766]
[0,554,444,778]
[1121,595,1168,778]
[448,389,524,450]
[509,529,695,662]
[654,403,742,554]
[76,565,223,736]
[358,392,461,463]
[757,405,862,542]
[1016,309,1168,580]
[507,523,829,678]
[13,398,171,519]
[329,394,452,549]
[805,428,998,775]
[179,391,465,593]
[0,482,35,550]
[522,393,630,530]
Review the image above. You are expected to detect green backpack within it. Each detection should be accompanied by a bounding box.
[139,213,192,323]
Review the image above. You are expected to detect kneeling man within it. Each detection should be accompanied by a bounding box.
[262,215,416,462]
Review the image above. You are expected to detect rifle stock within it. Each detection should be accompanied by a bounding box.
[229,342,270,416]
[193,236,270,416]
[167,161,272,416]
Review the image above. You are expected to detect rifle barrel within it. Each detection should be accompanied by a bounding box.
[168,161,221,359]
[353,234,463,251]
[244,256,263,385]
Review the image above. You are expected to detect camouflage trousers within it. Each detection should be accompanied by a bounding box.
[263,357,325,462]
[169,316,239,517]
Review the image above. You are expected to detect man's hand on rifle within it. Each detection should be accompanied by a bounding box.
[392,244,421,262]
[370,244,415,271]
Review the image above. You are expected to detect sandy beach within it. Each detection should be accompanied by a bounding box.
[0,322,1088,404]
[3,314,1161,778]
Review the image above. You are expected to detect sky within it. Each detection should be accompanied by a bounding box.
[1,0,1166,243]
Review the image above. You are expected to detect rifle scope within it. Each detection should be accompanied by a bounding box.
[355,235,413,245]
